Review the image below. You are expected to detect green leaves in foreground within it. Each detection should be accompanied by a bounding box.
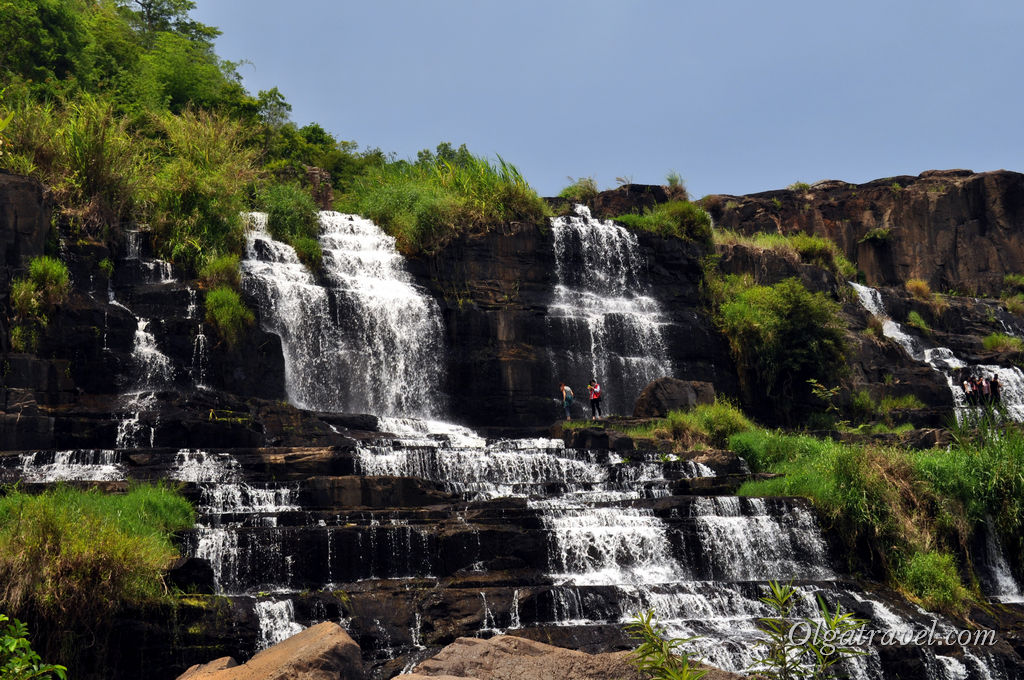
[626,609,706,680]
[0,614,66,680]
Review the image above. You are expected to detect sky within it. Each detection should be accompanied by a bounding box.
[191,0,1024,199]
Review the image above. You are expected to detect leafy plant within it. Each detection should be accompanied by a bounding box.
[749,581,866,680]
[626,609,706,680]
[204,286,254,348]
[0,614,66,680]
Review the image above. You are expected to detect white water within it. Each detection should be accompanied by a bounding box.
[116,317,174,448]
[241,212,446,418]
[547,205,674,414]
[983,522,1024,603]
[255,599,305,649]
[15,450,123,482]
[850,282,1024,421]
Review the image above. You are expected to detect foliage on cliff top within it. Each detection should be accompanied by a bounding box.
[713,229,857,279]
[337,144,550,254]
[260,182,322,270]
[624,400,755,449]
[0,484,194,633]
[558,176,599,202]
[615,200,713,244]
[734,422,1024,612]
[706,274,846,423]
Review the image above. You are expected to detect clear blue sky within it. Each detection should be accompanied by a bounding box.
[192,1,1024,199]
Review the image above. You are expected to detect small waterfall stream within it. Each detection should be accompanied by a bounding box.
[547,205,674,414]
[851,282,1024,421]
[241,212,446,418]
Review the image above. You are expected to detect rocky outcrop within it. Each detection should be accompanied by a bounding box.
[633,378,716,418]
[400,635,742,680]
[706,169,1024,295]
[0,170,51,353]
[177,622,361,680]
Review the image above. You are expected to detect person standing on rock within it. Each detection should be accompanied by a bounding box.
[587,379,603,420]
[991,375,1001,405]
[559,383,574,421]
[962,378,975,405]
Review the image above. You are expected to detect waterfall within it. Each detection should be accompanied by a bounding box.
[982,522,1024,603]
[116,317,174,448]
[241,212,446,418]
[255,599,305,650]
[547,205,673,414]
[13,450,123,482]
[850,282,1024,421]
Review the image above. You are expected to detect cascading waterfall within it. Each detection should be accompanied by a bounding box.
[10,450,123,482]
[241,212,446,418]
[547,205,673,414]
[116,317,174,448]
[851,282,1024,421]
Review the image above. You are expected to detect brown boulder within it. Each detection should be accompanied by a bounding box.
[633,377,716,418]
[176,622,361,680]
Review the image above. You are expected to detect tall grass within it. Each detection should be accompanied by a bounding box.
[713,230,857,279]
[260,182,322,270]
[0,484,194,627]
[625,401,754,448]
[148,108,258,271]
[204,286,254,348]
[558,176,598,202]
[615,200,713,244]
[982,332,1023,352]
[338,153,549,254]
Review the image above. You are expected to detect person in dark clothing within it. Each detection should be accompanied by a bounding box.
[587,379,603,419]
[991,375,1001,405]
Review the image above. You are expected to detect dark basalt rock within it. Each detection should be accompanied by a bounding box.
[633,377,716,418]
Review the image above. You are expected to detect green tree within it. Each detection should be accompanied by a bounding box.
[0,614,67,680]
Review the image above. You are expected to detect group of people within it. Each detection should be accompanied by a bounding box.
[559,379,603,420]
[962,374,1002,406]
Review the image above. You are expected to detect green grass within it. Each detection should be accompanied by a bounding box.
[734,426,1024,612]
[614,200,712,244]
[858,227,892,244]
[0,484,194,627]
[1003,273,1024,292]
[204,286,254,347]
[1004,293,1024,316]
[712,230,857,279]
[259,183,323,270]
[338,152,550,254]
[879,394,926,411]
[198,254,241,291]
[624,401,755,449]
[906,310,930,332]
[788,181,811,192]
[558,176,598,202]
[982,332,1023,352]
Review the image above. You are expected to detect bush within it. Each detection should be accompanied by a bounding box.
[787,181,811,192]
[626,401,755,449]
[716,277,846,421]
[905,278,932,299]
[625,609,705,680]
[901,551,969,611]
[859,227,892,244]
[850,389,876,421]
[982,332,1023,353]
[558,176,598,202]
[338,151,549,254]
[1004,293,1024,316]
[1003,273,1024,293]
[262,182,319,244]
[9,278,40,321]
[204,286,254,348]
[0,614,66,680]
[28,256,70,307]
[9,324,38,353]
[615,200,712,244]
[0,485,194,629]
[865,314,885,338]
[198,254,241,290]
[906,310,930,332]
[290,236,323,271]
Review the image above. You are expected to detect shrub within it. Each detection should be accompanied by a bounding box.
[99,257,114,278]
[558,176,598,202]
[262,182,319,243]
[1004,294,1024,316]
[901,551,969,611]
[716,278,846,420]
[906,310,930,332]
[982,333,1023,353]
[905,278,932,299]
[850,389,876,421]
[627,401,755,449]
[859,227,892,244]
[10,278,40,321]
[204,286,254,348]
[198,254,241,290]
[28,256,70,307]
[339,151,549,254]
[625,609,705,680]
[0,615,66,680]
[615,200,712,244]
[290,236,323,271]
[149,109,258,271]
[9,324,38,353]
[0,484,194,630]
[865,314,885,338]
[787,181,811,192]
[1003,273,1024,293]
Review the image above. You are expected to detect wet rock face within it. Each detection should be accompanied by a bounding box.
[707,169,1024,295]
[633,378,716,418]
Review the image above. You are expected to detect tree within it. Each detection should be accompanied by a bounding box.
[0,614,67,680]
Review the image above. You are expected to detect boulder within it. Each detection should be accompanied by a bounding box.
[176,621,361,680]
[633,378,715,418]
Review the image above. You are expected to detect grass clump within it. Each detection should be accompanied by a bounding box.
[1003,273,1024,293]
[879,394,926,412]
[8,256,71,352]
[787,181,811,192]
[0,484,194,632]
[558,176,598,202]
[859,227,892,244]
[982,333,1023,353]
[625,400,755,449]
[339,148,549,254]
[260,183,322,270]
[901,551,970,611]
[198,254,241,291]
[615,200,712,244]
[713,230,856,279]
[906,310,930,332]
[204,286,254,348]
[905,278,932,299]
[1003,293,1024,316]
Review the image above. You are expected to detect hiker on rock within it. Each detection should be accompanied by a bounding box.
[559,383,574,421]
[587,378,603,420]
